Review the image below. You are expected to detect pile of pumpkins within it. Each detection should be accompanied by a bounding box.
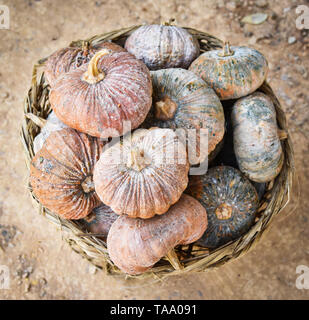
[29,24,284,275]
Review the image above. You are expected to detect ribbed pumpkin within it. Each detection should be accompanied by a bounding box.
[232,92,284,183]
[83,204,119,239]
[33,112,68,154]
[143,68,225,165]
[93,128,189,219]
[189,42,268,100]
[44,41,126,86]
[107,194,207,275]
[30,128,105,219]
[125,24,200,70]
[49,49,152,138]
[186,166,259,248]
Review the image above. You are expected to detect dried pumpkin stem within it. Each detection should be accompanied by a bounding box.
[162,18,175,26]
[81,176,95,193]
[166,249,183,270]
[215,203,232,220]
[81,41,90,56]
[82,49,110,84]
[155,96,177,120]
[127,149,148,172]
[218,42,234,57]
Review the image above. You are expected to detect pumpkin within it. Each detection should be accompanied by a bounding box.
[93,128,189,219]
[49,49,152,138]
[124,24,200,70]
[143,68,225,165]
[44,41,126,86]
[189,42,268,100]
[30,128,106,219]
[107,194,207,275]
[83,203,118,239]
[186,166,259,248]
[231,92,284,183]
[33,111,68,154]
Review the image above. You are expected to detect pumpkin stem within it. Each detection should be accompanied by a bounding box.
[215,203,232,220]
[162,18,175,26]
[81,41,90,56]
[81,176,95,193]
[127,149,148,172]
[218,42,234,57]
[155,96,178,121]
[82,49,110,84]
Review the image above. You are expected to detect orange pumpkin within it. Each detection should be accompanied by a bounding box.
[107,194,207,275]
[93,128,189,218]
[30,128,106,219]
[44,41,126,86]
[49,49,152,138]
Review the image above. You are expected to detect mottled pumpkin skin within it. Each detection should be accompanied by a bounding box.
[186,166,259,248]
[232,92,284,183]
[189,46,268,100]
[107,194,207,275]
[33,112,68,154]
[83,204,119,239]
[93,128,189,219]
[44,42,126,86]
[125,25,200,70]
[50,51,152,138]
[143,68,225,165]
[30,128,105,220]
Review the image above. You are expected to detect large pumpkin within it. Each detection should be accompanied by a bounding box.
[49,49,152,138]
[93,128,189,219]
[44,41,126,86]
[189,42,268,100]
[107,194,207,275]
[231,92,284,183]
[125,24,200,70]
[143,68,225,165]
[186,166,259,248]
[30,128,105,219]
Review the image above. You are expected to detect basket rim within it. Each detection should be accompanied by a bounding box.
[20,25,295,280]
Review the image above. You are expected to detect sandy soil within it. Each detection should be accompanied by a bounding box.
[0,0,308,299]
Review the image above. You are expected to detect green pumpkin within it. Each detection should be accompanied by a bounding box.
[232,92,284,183]
[186,166,259,248]
[143,68,225,165]
[189,43,268,100]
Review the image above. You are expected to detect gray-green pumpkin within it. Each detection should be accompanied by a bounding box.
[143,68,225,165]
[231,92,284,183]
[189,43,268,100]
[186,166,259,248]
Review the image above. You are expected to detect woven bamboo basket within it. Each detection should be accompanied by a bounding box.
[20,25,294,280]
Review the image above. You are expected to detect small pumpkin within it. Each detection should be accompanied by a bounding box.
[44,41,126,86]
[125,24,200,70]
[232,92,284,183]
[33,111,68,154]
[50,49,152,138]
[107,194,207,275]
[83,204,119,239]
[93,128,189,219]
[189,42,268,100]
[30,128,106,219]
[186,166,259,248]
[143,68,225,165]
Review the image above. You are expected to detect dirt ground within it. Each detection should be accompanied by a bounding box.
[0,0,308,300]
